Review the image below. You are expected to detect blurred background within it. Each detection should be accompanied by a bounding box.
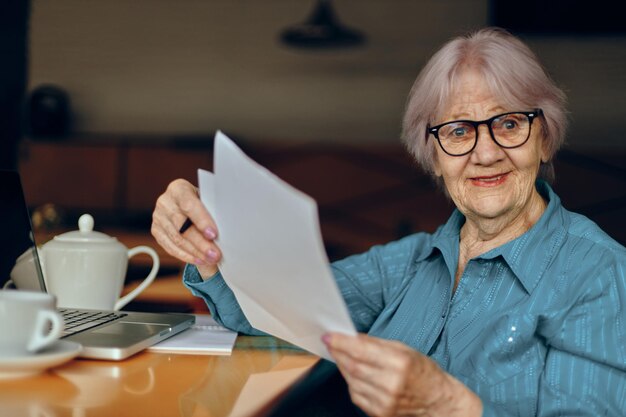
[1,0,625,264]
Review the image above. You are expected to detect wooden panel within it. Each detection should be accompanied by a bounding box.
[16,138,626,254]
[125,145,213,212]
[18,140,119,210]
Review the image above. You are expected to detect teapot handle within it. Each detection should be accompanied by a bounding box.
[114,246,160,310]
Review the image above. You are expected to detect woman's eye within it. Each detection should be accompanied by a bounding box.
[503,120,518,130]
[452,127,468,137]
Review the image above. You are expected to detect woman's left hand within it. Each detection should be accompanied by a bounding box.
[323,333,482,417]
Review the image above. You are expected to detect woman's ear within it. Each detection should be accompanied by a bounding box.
[538,121,551,163]
[432,151,443,177]
[540,138,550,163]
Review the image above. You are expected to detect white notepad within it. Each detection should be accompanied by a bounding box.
[148,315,238,355]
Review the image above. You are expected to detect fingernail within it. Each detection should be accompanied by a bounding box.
[204,227,217,240]
[207,249,219,261]
[194,258,206,266]
[321,333,331,345]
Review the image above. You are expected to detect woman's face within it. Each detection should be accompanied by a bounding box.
[432,69,548,224]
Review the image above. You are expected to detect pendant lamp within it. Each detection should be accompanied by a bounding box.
[280,0,366,49]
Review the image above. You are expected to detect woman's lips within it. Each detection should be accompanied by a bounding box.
[469,172,509,187]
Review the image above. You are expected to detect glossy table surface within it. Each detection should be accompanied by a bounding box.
[0,337,318,417]
[0,272,319,417]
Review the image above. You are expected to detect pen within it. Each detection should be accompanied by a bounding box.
[179,218,193,234]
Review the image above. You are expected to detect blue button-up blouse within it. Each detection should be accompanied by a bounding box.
[184,181,626,416]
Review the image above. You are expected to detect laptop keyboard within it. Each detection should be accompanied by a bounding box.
[60,309,128,336]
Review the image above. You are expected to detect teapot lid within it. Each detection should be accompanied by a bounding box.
[53,214,117,243]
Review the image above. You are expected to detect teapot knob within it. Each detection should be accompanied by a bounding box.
[78,214,95,233]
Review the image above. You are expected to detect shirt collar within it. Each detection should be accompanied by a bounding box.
[421,209,464,283]
[426,180,569,294]
[483,181,568,293]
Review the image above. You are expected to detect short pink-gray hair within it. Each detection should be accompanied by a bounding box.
[401,27,567,182]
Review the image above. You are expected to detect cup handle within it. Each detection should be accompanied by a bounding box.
[115,246,160,311]
[2,279,15,290]
[28,310,64,352]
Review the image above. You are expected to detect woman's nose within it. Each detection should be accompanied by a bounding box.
[471,124,505,164]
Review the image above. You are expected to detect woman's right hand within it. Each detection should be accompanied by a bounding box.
[151,178,221,278]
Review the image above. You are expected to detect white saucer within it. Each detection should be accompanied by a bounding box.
[0,340,83,380]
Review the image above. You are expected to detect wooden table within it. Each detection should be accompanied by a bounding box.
[0,339,318,417]
[0,273,319,417]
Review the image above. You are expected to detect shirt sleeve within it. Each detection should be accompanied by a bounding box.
[182,264,266,335]
[537,251,626,415]
[182,233,428,335]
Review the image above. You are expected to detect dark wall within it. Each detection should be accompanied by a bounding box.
[491,0,626,35]
[0,0,29,170]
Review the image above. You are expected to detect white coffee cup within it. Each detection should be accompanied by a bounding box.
[0,290,64,357]
[4,247,45,291]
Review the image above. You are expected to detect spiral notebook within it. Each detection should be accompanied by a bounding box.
[148,314,238,355]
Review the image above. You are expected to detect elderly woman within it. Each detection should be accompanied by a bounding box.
[151,28,626,416]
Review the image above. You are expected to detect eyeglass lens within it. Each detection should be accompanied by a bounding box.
[437,113,531,155]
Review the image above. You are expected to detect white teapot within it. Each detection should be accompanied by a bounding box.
[39,214,159,311]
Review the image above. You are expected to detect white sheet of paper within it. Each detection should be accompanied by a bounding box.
[198,131,356,360]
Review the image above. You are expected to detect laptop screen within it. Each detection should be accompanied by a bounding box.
[0,170,46,292]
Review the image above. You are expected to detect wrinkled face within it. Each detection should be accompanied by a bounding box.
[432,69,548,223]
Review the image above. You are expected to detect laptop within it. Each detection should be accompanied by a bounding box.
[0,170,195,360]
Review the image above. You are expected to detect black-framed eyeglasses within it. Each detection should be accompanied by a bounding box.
[427,109,543,157]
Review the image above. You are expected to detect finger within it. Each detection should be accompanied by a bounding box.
[152,196,215,265]
[333,356,396,417]
[327,334,419,397]
[326,333,387,367]
[169,179,218,239]
[331,343,376,380]
[334,340,452,413]
[152,180,215,259]
[332,347,400,398]
[151,211,208,265]
[328,333,412,372]
[350,390,395,417]
[183,224,222,263]
[348,390,386,417]
[328,334,458,415]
